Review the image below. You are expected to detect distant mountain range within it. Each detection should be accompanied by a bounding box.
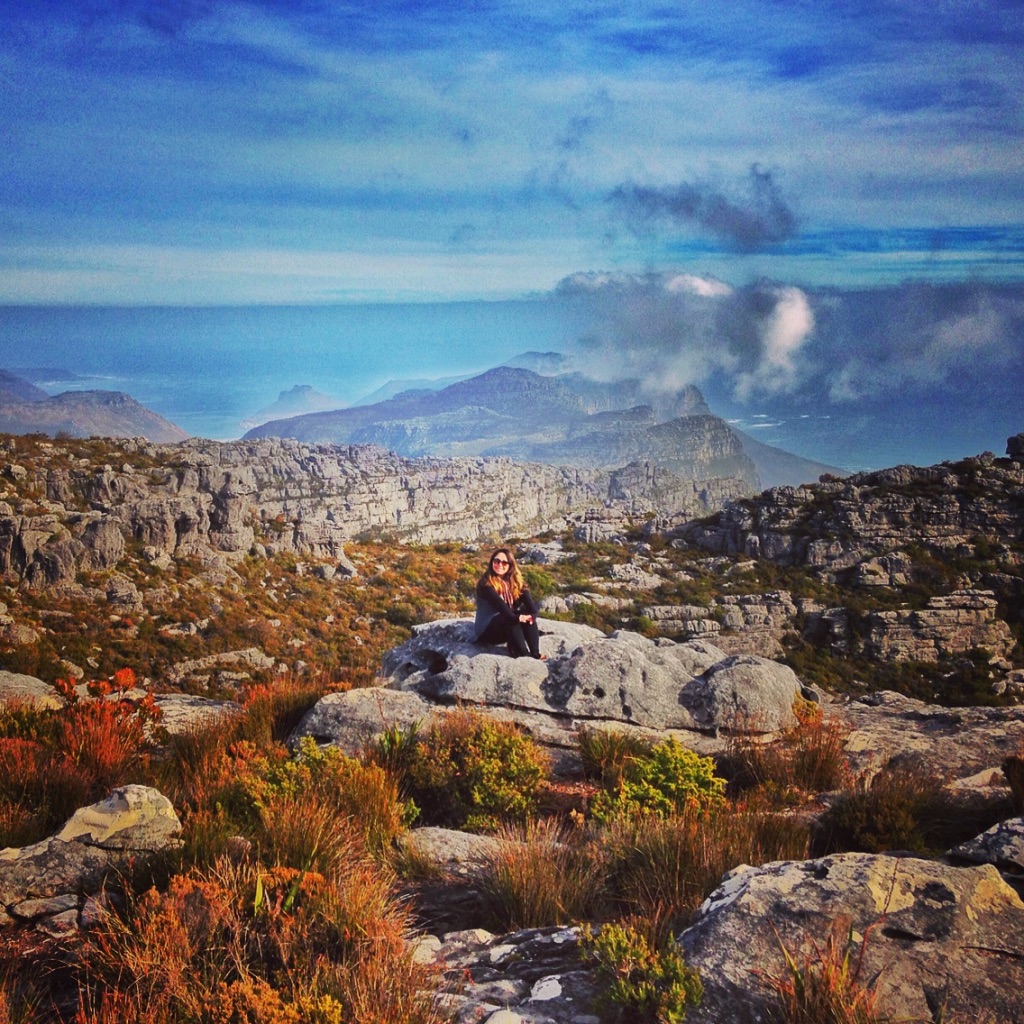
[243,363,843,489]
[0,369,187,443]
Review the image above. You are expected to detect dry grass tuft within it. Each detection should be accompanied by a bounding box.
[479,817,603,930]
[602,796,810,936]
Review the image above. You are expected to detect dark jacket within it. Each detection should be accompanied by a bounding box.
[473,578,539,641]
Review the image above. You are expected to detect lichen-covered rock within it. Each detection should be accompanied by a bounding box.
[949,816,1024,874]
[679,852,1024,1024]
[862,590,1015,663]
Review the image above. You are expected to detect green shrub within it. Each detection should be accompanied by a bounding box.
[581,920,703,1024]
[591,738,725,822]
[405,710,548,832]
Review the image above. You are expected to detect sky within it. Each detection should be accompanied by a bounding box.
[0,1,1022,469]
[1,0,1023,306]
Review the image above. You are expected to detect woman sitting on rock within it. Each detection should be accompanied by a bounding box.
[473,547,547,660]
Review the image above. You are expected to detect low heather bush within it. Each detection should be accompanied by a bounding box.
[74,849,447,1024]
[576,724,654,787]
[238,676,333,746]
[815,765,952,855]
[0,673,158,847]
[724,700,851,801]
[256,737,413,856]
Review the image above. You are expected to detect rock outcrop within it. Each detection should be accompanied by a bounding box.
[0,785,182,935]
[676,440,1024,573]
[829,690,1024,787]
[861,590,1016,663]
[292,620,811,770]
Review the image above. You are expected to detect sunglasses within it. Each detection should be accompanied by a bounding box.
[491,556,510,565]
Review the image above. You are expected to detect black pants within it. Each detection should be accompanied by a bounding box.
[478,616,541,658]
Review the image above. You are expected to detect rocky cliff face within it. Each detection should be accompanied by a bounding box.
[0,435,746,589]
[677,439,1024,572]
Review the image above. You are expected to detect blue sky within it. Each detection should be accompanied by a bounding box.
[2,0,1023,304]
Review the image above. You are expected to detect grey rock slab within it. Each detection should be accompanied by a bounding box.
[289,686,446,755]
[153,693,242,736]
[380,619,805,736]
[400,827,503,877]
[831,690,1024,785]
[679,851,1024,1024]
[698,654,804,733]
[0,670,61,710]
[950,816,1024,873]
[381,617,603,691]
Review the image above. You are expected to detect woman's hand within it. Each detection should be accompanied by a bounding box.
[518,613,534,624]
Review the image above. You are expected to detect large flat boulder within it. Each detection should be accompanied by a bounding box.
[380,618,804,734]
[831,690,1024,788]
[679,851,1024,1024]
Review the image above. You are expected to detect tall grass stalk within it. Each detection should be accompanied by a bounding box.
[764,920,889,1024]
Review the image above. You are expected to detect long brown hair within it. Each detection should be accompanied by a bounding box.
[480,547,525,601]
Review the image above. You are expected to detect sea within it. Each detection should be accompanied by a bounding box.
[0,301,581,442]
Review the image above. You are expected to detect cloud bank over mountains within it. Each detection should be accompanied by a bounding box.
[1,1,1021,302]
[553,272,1024,412]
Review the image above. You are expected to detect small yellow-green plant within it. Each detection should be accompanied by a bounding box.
[591,737,726,822]
[401,709,548,832]
[581,920,703,1023]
